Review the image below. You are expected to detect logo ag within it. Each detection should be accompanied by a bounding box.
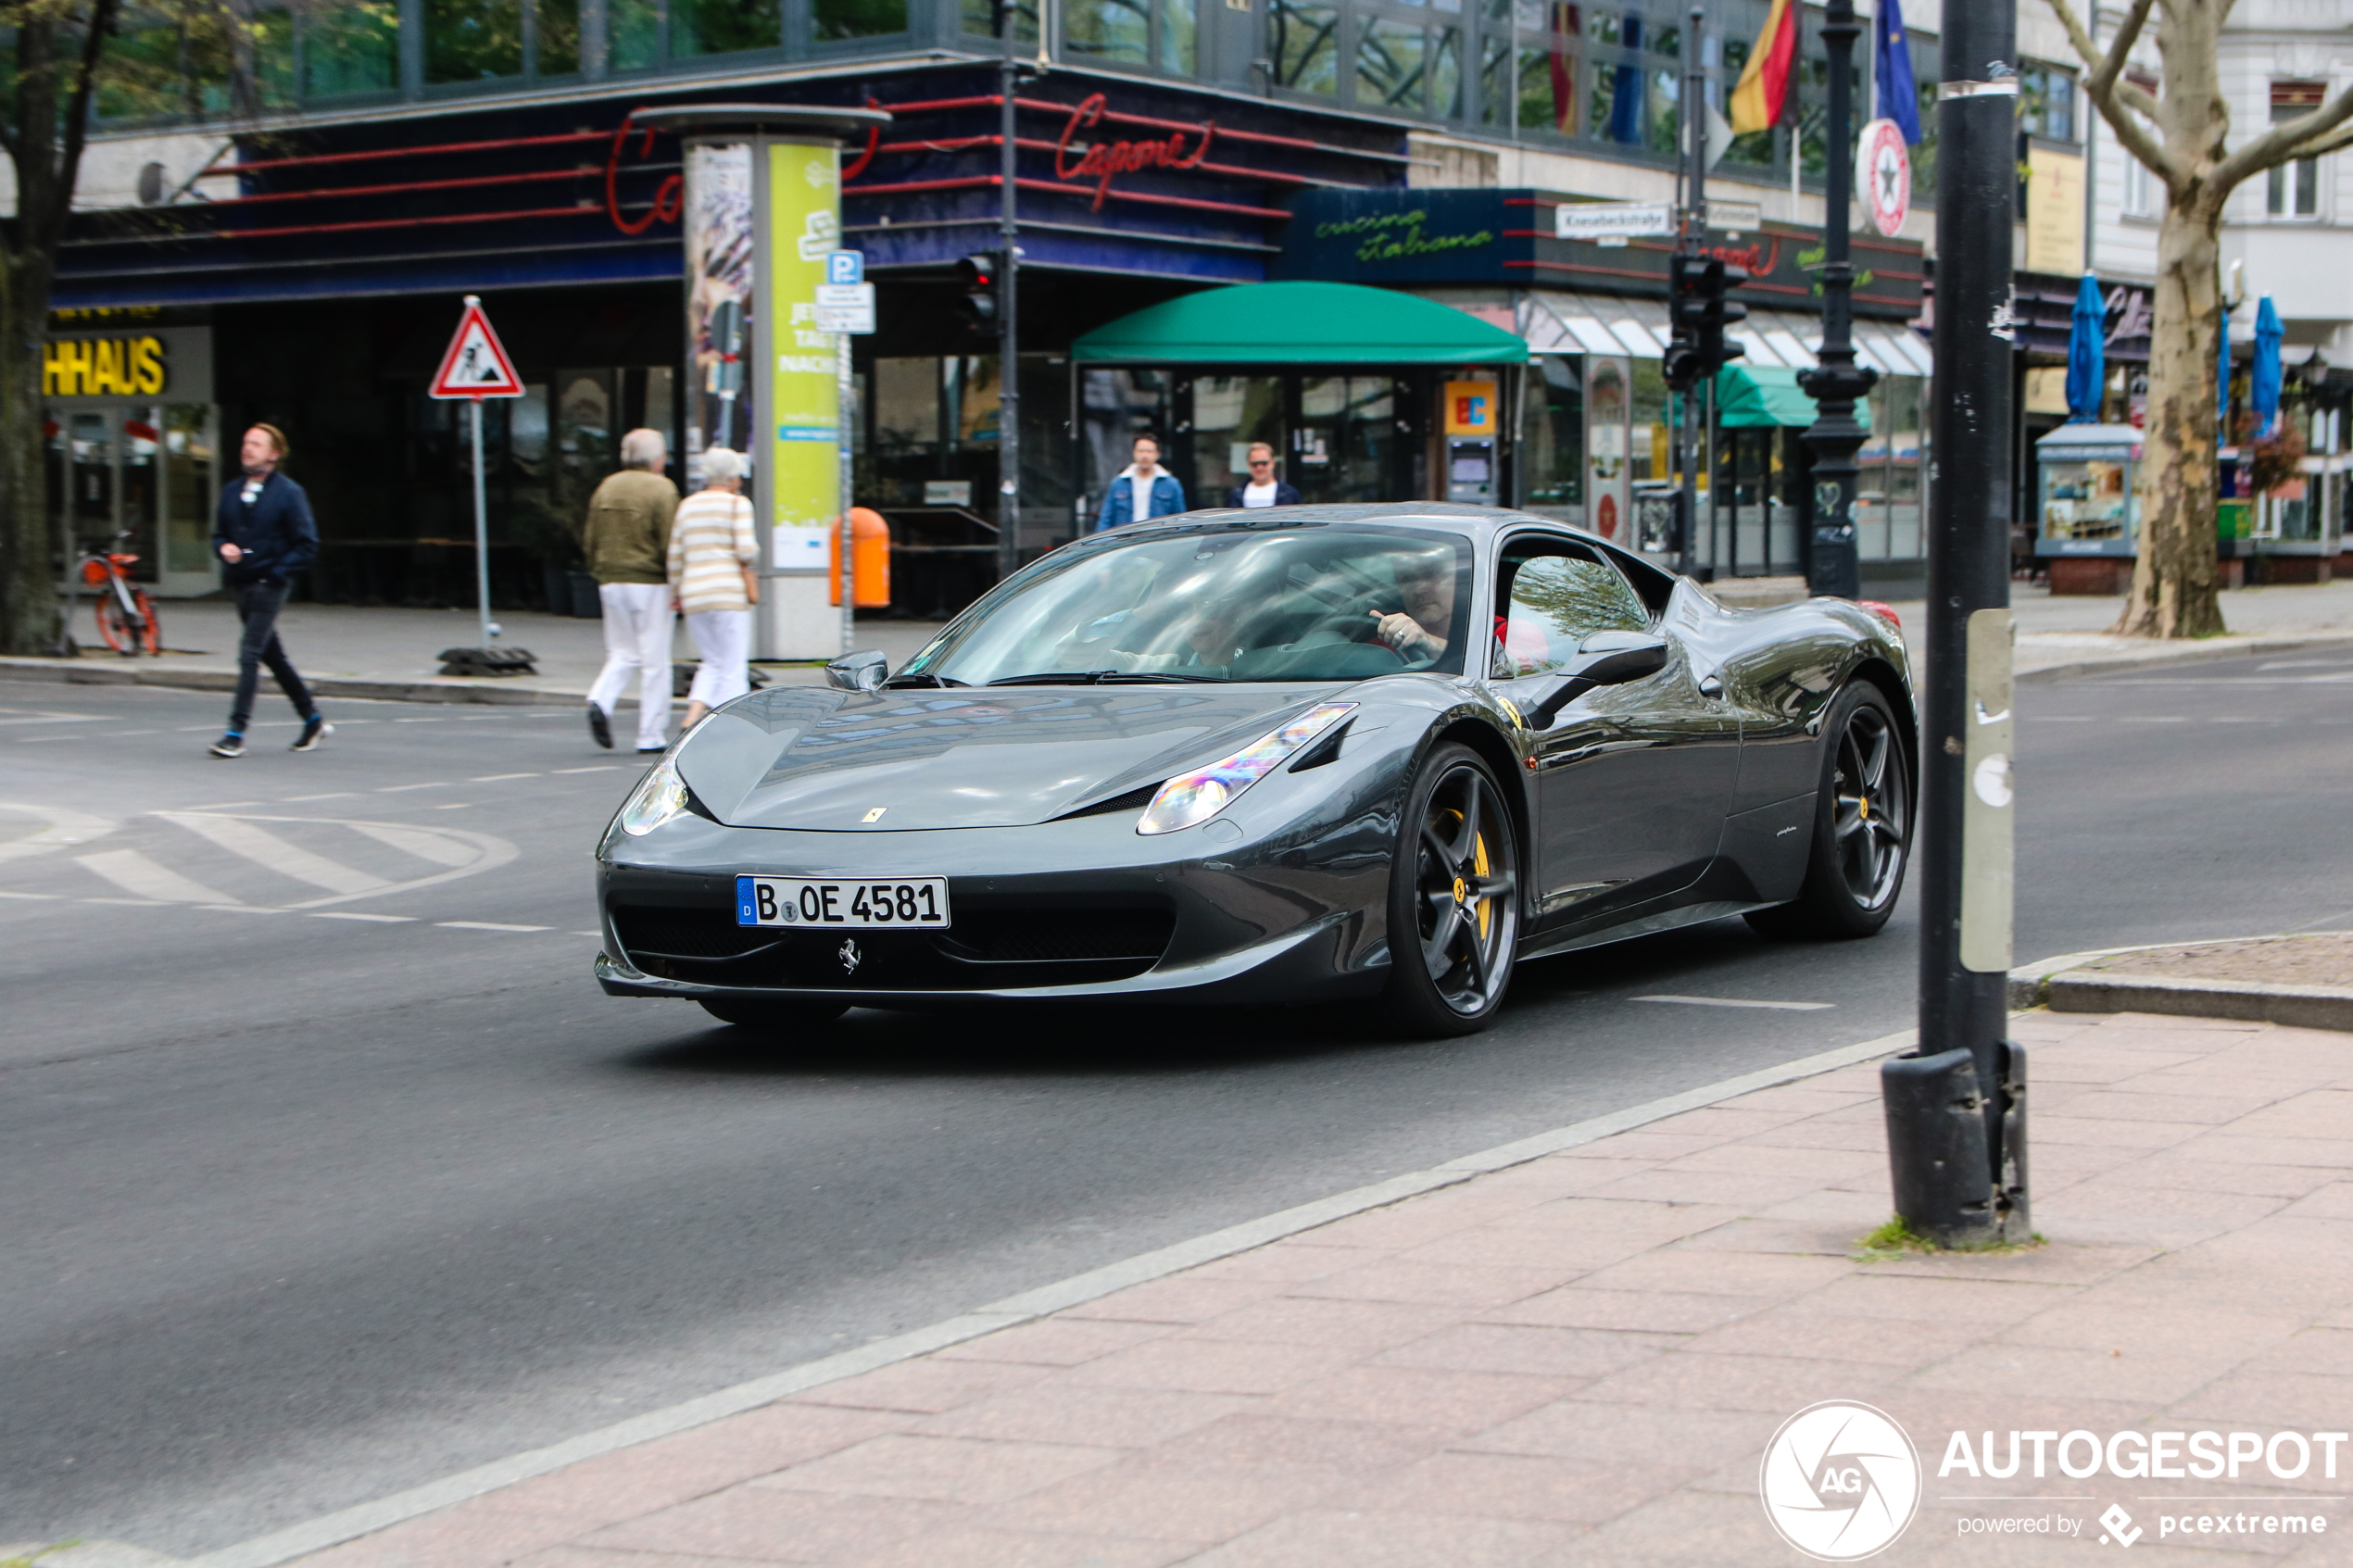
[1759,1400,1921,1561]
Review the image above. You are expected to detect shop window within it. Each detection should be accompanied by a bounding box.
[164,408,217,576]
[964,0,1040,47]
[673,0,780,56]
[302,0,400,95]
[609,0,661,67]
[872,359,939,450]
[538,0,583,72]
[1271,0,1339,94]
[816,0,908,39]
[2269,83,2324,217]
[1065,0,1151,67]
[1430,29,1462,117]
[1357,19,1428,111]
[425,0,522,82]
[1187,376,1286,504]
[1517,357,1582,510]
[1628,358,1666,483]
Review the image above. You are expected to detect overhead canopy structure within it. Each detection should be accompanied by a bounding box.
[1072,281,1528,365]
[1713,362,1871,431]
[1518,289,1934,378]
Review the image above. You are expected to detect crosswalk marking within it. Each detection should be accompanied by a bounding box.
[155,812,391,896]
[349,822,477,868]
[76,848,239,905]
[0,801,118,863]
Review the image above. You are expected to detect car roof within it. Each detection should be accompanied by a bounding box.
[1092,502,1608,546]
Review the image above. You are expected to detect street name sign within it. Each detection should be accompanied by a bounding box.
[1556,202,1673,244]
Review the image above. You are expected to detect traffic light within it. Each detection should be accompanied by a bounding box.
[1663,254,1751,391]
[956,251,1002,332]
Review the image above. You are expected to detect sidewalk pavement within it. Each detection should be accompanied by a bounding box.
[6,580,2351,709]
[124,1007,2353,1568]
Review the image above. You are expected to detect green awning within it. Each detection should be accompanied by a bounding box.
[1072,282,1528,366]
[1714,362,1869,430]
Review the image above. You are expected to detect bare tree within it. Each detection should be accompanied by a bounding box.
[2045,0,2353,637]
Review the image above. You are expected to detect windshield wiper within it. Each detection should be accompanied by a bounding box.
[880,672,969,688]
[986,670,1223,686]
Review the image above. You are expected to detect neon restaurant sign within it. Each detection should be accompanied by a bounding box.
[1053,94,1214,209]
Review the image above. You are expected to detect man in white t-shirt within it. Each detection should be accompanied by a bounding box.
[1226,443,1302,508]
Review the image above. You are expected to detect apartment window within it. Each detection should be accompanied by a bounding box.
[2019,60,2078,143]
[1355,15,1459,114]
[2122,150,2153,216]
[2270,82,2323,217]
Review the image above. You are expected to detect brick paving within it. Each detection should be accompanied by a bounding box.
[268,1012,2353,1566]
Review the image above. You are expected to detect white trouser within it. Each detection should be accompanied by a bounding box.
[685,609,752,709]
[587,582,674,750]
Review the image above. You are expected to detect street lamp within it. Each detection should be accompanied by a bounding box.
[1794,0,1875,601]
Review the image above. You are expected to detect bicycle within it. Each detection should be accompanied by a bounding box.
[71,531,162,657]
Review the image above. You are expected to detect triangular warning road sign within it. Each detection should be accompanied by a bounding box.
[429,295,524,399]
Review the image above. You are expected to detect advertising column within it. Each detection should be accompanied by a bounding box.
[684,144,755,480]
[761,139,845,659]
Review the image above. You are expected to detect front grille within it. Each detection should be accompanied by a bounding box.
[936,908,1175,964]
[610,904,777,960]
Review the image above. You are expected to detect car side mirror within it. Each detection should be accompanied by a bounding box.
[1527,631,1668,728]
[825,649,888,693]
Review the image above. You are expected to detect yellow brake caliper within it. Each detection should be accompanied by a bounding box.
[1472,832,1491,940]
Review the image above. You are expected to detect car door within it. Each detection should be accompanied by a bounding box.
[1489,536,1742,924]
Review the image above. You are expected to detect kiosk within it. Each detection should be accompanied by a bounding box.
[2034,422,2143,595]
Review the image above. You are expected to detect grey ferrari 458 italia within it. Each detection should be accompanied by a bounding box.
[595,503,1916,1039]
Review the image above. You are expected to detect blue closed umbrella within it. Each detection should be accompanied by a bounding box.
[2251,295,2284,437]
[2064,273,2105,422]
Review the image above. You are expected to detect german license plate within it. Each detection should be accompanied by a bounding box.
[736,875,950,929]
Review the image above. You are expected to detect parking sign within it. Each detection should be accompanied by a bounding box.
[825,250,864,286]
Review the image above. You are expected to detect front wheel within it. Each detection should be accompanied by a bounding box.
[95,588,157,656]
[698,997,851,1032]
[1379,743,1520,1037]
[1745,682,1912,940]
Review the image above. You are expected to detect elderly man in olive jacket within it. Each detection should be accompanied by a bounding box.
[583,428,682,752]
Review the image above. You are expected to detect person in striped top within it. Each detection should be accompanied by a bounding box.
[668,447,759,731]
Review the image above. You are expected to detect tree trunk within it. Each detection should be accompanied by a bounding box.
[0,245,64,656]
[2113,195,2228,638]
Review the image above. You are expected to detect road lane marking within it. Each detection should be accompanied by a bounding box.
[376,782,449,793]
[83,897,170,906]
[184,801,262,810]
[435,921,550,932]
[76,848,240,905]
[311,911,416,922]
[200,905,289,915]
[470,773,539,782]
[1632,995,1836,1010]
[0,711,104,726]
[553,765,621,774]
[2116,716,2188,723]
[285,792,359,802]
[156,812,391,896]
[0,890,61,899]
[0,801,119,863]
[347,822,478,868]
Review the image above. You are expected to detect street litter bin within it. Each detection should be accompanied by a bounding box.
[830,507,891,608]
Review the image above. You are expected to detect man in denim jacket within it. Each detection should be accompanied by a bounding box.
[1093,434,1187,531]
[208,423,327,758]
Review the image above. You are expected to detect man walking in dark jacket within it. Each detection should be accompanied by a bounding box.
[209,423,328,758]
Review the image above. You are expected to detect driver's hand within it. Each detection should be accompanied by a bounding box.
[1370,610,1440,660]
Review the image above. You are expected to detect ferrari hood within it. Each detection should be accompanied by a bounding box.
[676,684,1329,831]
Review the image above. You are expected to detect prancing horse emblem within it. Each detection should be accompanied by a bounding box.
[837,938,862,974]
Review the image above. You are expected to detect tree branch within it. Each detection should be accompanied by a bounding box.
[2043,0,2179,185]
[2290,119,2353,159]
[56,0,124,219]
[2214,79,2353,193]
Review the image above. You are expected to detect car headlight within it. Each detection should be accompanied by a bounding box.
[1137,702,1355,836]
[616,755,691,836]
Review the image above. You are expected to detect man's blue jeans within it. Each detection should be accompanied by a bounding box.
[230,579,314,733]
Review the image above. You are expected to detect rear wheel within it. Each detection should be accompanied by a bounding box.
[1380,743,1520,1037]
[1745,683,1912,940]
[94,589,149,655]
[698,997,851,1031]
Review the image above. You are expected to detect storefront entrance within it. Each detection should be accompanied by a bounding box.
[44,325,220,598]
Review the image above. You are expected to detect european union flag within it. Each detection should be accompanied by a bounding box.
[1875,0,1921,144]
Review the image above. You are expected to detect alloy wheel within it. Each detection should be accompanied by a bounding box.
[1831,704,1907,909]
[1413,762,1519,1015]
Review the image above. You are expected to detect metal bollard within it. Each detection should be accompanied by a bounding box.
[1881,1047,1998,1246]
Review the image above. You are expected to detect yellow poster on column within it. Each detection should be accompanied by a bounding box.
[768,141,841,569]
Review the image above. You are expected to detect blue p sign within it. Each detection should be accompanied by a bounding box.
[825,251,865,286]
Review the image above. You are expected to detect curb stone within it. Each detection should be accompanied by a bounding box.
[2009,935,2353,1032]
[2012,629,2353,684]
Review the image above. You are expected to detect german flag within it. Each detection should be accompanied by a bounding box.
[1730,0,1798,133]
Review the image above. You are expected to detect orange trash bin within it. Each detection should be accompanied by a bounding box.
[829,508,891,608]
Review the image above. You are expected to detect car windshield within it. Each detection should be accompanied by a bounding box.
[899,525,1476,686]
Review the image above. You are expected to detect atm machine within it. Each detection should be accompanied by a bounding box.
[1443,378,1498,506]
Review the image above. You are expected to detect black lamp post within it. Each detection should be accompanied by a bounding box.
[1795,0,1875,600]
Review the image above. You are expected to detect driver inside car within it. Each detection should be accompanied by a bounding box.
[1368,549,1456,665]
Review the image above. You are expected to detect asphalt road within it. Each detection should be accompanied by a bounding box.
[3,647,2348,1554]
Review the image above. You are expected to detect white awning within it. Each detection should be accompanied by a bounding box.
[1520,290,1931,381]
